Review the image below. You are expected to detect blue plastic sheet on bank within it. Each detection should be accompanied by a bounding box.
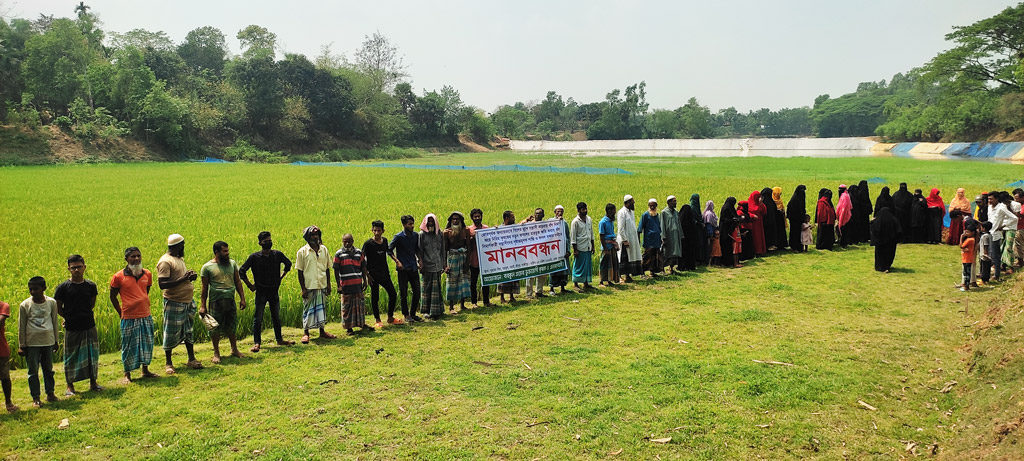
[289,161,633,175]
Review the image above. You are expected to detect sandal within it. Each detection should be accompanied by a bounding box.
[251,344,261,353]
[301,335,310,344]
[165,365,177,375]
[186,360,203,370]
[320,332,337,339]
[210,356,221,365]
[277,340,296,346]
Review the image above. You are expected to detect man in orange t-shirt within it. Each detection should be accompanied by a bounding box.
[110,247,158,383]
[960,229,976,292]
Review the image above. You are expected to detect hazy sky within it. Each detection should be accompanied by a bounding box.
[5,0,1016,113]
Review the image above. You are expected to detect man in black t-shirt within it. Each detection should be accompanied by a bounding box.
[54,254,102,395]
[363,220,404,327]
[240,231,294,353]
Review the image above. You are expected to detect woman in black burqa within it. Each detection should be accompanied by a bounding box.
[870,207,902,272]
[874,186,895,218]
[718,197,742,268]
[787,185,807,252]
[892,183,914,243]
[678,204,700,270]
[760,187,779,251]
[854,180,873,243]
[910,189,929,243]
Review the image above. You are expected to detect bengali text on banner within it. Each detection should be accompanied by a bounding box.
[474,220,568,286]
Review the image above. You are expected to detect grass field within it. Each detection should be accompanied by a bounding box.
[0,153,1022,459]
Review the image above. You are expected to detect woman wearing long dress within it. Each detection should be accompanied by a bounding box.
[947,188,971,245]
[892,183,914,243]
[760,187,779,252]
[925,188,945,244]
[911,189,929,243]
[787,185,807,252]
[874,186,895,218]
[689,194,708,265]
[772,187,788,250]
[703,201,720,265]
[855,180,873,243]
[870,207,901,272]
[718,197,742,268]
[815,189,836,250]
[678,204,700,270]
[836,187,853,248]
[738,201,755,261]
[746,191,767,256]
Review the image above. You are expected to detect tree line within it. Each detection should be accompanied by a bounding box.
[0,3,496,159]
[492,3,1024,142]
[1,2,1021,157]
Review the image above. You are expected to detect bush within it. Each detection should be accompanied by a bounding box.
[54,115,73,131]
[222,139,288,163]
[295,146,423,163]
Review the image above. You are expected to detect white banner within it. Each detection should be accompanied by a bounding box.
[475,220,568,286]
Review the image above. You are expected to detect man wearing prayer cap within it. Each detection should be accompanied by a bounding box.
[660,195,682,274]
[616,195,642,282]
[548,205,571,294]
[295,225,336,343]
[156,234,202,373]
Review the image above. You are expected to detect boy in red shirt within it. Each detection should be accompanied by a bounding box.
[960,228,977,292]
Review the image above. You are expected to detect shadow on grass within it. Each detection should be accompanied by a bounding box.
[887,266,917,274]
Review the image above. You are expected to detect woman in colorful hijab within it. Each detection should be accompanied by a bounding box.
[718,197,742,268]
[870,207,901,272]
[704,200,720,265]
[947,188,971,245]
[772,187,788,250]
[787,185,807,252]
[836,186,853,248]
[925,188,945,244]
[689,194,708,265]
[746,190,767,256]
[760,187,779,252]
[815,188,836,250]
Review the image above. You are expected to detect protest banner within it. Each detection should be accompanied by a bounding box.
[475,220,568,286]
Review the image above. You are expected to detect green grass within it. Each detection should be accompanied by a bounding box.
[0,153,1021,458]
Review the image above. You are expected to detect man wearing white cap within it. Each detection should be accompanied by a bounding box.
[548,205,571,294]
[616,195,643,282]
[660,196,682,274]
[296,225,336,343]
[156,234,202,373]
[638,198,664,276]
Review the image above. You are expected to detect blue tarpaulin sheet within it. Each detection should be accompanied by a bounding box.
[289,162,632,175]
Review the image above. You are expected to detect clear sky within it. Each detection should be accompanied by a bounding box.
[4,0,1017,113]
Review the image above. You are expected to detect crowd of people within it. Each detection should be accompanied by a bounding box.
[1,182,1022,412]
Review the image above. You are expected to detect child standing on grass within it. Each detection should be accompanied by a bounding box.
[979,222,993,286]
[18,276,59,408]
[0,299,17,412]
[960,228,976,291]
[801,214,814,251]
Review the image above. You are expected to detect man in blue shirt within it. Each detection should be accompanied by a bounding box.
[388,215,424,322]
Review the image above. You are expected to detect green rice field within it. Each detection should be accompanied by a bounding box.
[0,153,1022,459]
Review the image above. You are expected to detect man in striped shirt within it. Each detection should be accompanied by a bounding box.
[333,234,373,336]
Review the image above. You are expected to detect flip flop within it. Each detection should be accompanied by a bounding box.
[320,332,337,339]
[251,344,261,353]
[185,360,203,370]
[277,340,296,346]
[165,365,176,375]
[301,335,310,344]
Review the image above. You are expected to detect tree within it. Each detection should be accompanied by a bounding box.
[109,28,173,51]
[676,97,713,138]
[354,32,407,93]
[587,82,648,140]
[236,24,276,59]
[21,18,95,112]
[178,26,227,75]
[439,85,463,136]
[226,54,283,137]
[491,105,533,139]
[924,3,1024,90]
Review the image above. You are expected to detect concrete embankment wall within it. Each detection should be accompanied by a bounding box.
[511,138,1024,161]
[510,138,878,158]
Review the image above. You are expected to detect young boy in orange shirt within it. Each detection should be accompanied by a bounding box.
[960,228,977,292]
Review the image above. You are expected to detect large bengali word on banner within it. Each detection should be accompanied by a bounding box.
[475,220,568,286]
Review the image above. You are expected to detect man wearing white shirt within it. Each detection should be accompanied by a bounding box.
[616,195,642,282]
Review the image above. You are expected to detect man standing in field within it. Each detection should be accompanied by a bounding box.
[570,202,595,291]
[334,233,374,335]
[296,226,336,343]
[240,231,294,352]
[549,205,571,295]
[19,277,60,407]
[638,198,664,276]
[0,298,17,412]
[390,215,424,322]
[444,212,472,313]
[158,234,202,373]
[54,254,102,395]
[617,195,643,282]
[418,214,446,319]
[200,241,247,363]
[362,221,403,326]
[467,209,491,307]
[496,210,520,303]
[660,196,682,275]
[110,247,158,384]
[520,208,549,298]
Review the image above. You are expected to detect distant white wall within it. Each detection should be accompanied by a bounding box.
[510,137,880,158]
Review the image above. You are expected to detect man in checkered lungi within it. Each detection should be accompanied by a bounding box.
[157,234,203,374]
